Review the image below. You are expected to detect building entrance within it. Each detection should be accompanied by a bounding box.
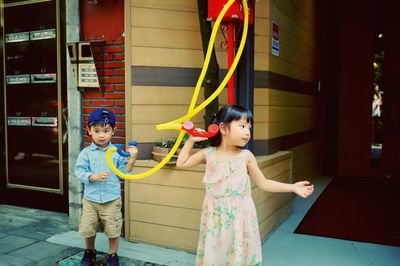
[323,0,400,180]
[0,0,68,212]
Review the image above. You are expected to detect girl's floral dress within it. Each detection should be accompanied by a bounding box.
[196,147,262,266]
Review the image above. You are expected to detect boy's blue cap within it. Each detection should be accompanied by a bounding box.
[88,108,115,127]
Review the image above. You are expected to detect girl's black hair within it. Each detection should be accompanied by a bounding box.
[209,105,253,146]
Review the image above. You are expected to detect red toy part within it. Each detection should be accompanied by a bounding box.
[182,121,219,138]
[208,0,254,24]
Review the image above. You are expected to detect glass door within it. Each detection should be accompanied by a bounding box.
[370,1,400,181]
[1,0,68,210]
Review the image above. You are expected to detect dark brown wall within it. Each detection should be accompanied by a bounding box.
[321,0,400,179]
[381,2,400,180]
[336,0,374,177]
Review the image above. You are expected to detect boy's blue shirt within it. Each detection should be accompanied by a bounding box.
[75,141,127,203]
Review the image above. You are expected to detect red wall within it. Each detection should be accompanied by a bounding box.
[79,2,126,146]
[80,0,124,41]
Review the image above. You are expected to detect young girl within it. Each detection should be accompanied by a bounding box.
[176,105,314,265]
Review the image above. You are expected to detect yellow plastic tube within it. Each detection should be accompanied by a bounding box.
[106,0,249,180]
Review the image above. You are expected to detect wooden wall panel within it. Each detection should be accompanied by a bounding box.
[131,46,268,69]
[130,203,201,230]
[267,89,318,107]
[129,221,199,252]
[254,88,269,105]
[130,3,269,69]
[125,0,320,252]
[131,47,203,68]
[131,27,202,50]
[254,105,316,123]
[269,0,317,82]
[131,86,228,105]
[255,17,270,36]
[126,152,293,252]
[256,192,292,223]
[131,105,205,124]
[253,89,319,140]
[132,27,269,54]
[255,0,270,19]
[130,183,204,209]
[289,140,321,182]
[259,201,291,239]
[131,167,204,188]
[270,55,316,83]
[131,7,198,31]
[131,0,197,11]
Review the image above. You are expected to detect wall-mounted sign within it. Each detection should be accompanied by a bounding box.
[5,32,30,43]
[68,42,100,88]
[31,73,57,83]
[78,63,99,88]
[30,29,56,41]
[272,21,280,56]
[7,117,31,126]
[6,74,30,84]
[32,117,57,127]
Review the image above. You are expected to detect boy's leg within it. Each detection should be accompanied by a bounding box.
[79,199,100,244]
[109,237,120,254]
[98,198,123,253]
[85,235,96,250]
[79,198,100,264]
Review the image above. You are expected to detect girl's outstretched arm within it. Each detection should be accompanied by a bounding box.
[176,136,207,168]
[247,151,314,198]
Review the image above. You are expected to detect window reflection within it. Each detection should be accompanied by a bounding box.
[371,49,384,160]
[371,83,383,158]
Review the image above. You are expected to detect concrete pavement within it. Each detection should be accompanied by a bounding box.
[0,204,184,265]
[1,176,399,265]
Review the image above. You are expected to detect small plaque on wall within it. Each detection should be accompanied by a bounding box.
[6,74,30,84]
[271,21,280,56]
[5,32,30,43]
[7,117,31,126]
[31,73,57,83]
[30,29,56,41]
[78,63,99,88]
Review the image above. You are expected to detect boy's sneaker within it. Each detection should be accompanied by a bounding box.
[81,249,96,266]
[106,253,120,266]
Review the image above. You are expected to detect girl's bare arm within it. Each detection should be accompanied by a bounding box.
[176,137,207,168]
[247,151,313,198]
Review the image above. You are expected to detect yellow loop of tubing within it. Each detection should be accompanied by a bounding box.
[157,0,249,128]
[106,0,249,180]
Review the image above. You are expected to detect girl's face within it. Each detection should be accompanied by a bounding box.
[87,124,115,149]
[223,117,252,147]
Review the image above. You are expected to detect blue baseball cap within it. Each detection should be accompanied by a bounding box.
[88,108,116,127]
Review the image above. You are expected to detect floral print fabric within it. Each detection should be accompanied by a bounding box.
[196,147,262,266]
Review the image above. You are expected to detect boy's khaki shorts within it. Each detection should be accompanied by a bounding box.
[79,197,123,239]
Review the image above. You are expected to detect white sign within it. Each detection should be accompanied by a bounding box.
[272,21,280,56]
[78,63,99,88]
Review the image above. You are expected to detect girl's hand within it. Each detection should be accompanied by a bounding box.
[90,171,110,182]
[189,129,208,143]
[293,181,314,198]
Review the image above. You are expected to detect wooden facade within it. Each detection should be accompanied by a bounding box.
[126,152,292,252]
[124,0,320,252]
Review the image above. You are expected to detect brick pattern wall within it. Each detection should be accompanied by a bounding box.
[82,39,126,146]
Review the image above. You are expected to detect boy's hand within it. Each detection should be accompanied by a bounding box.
[293,181,314,198]
[90,171,110,182]
[127,146,138,161]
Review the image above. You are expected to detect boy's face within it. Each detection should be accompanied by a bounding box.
[87,123,116,149]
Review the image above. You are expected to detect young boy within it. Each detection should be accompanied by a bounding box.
[75,108,138,266]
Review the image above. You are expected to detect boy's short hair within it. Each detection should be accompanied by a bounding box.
[88,108,116,127]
